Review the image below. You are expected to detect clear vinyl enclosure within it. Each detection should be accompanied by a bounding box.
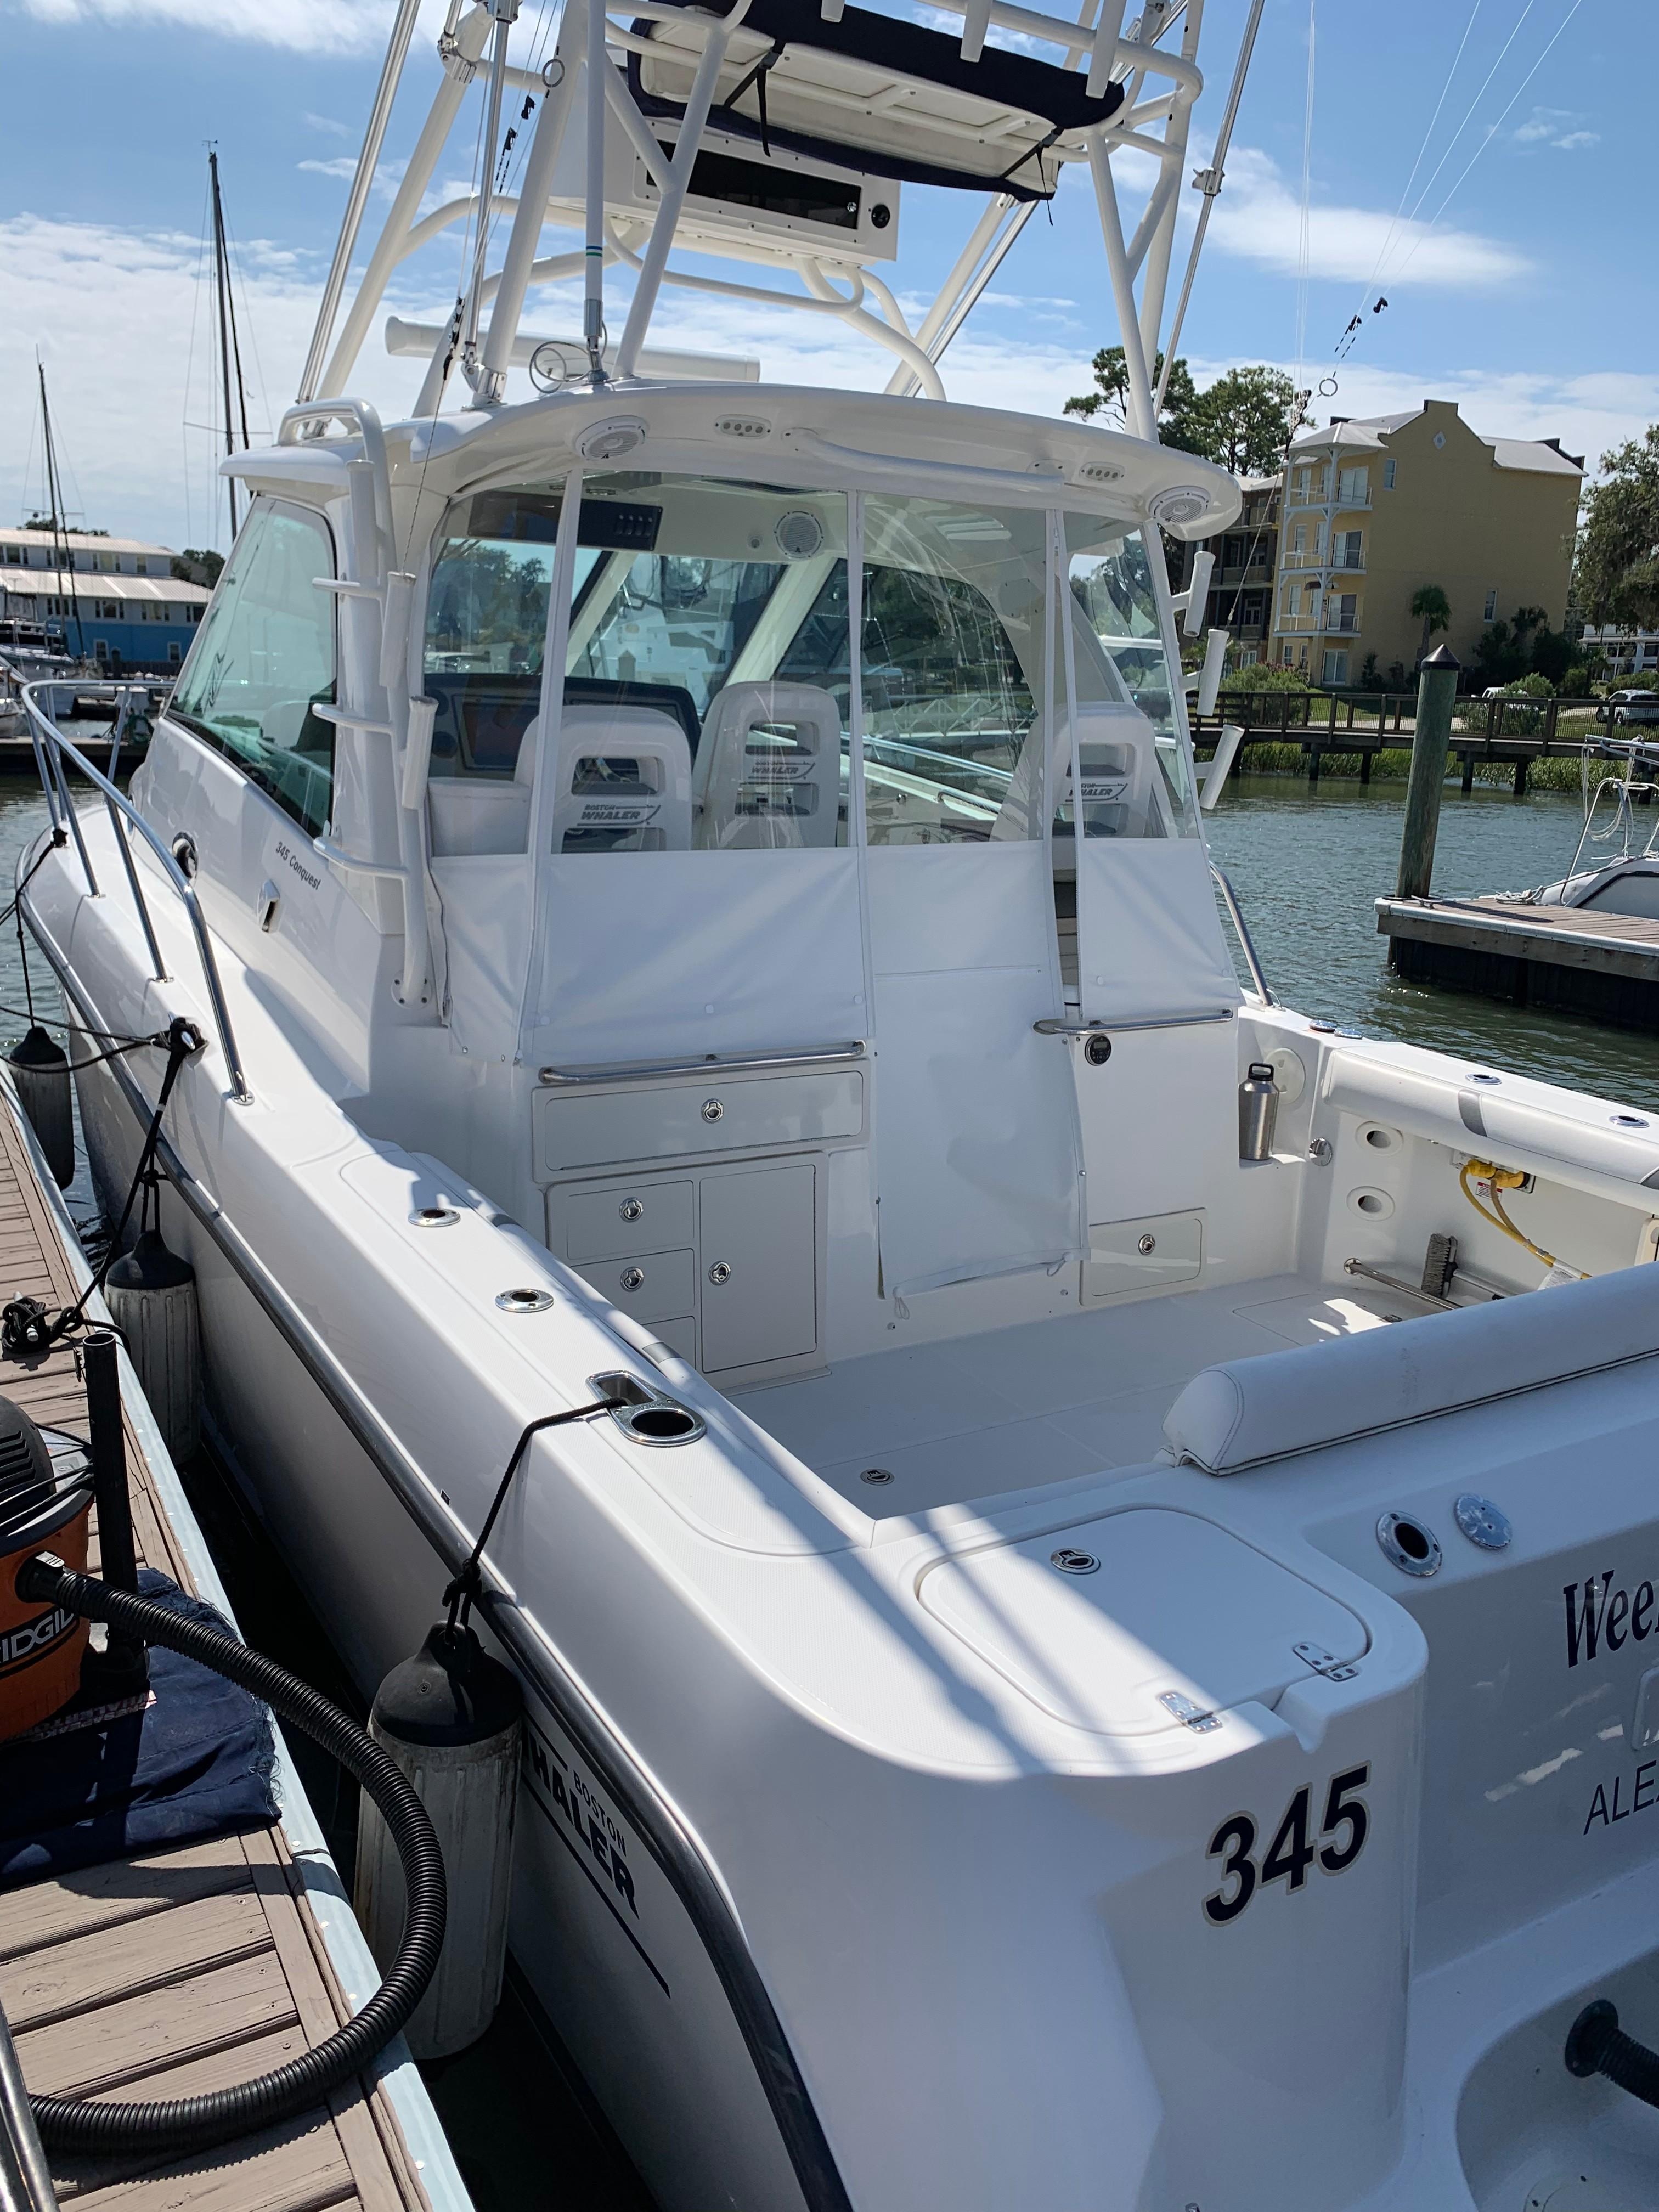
[419,473,1199,860]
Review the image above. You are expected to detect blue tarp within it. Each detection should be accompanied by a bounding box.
[0,1569,278,1887]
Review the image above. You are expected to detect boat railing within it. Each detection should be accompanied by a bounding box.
[1211,862,1275,1005]
[0,1997,59,2211]
[20,681,252,1105]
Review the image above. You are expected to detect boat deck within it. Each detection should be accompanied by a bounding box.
[0,1088,459,2212]
[744,1270,1416,1516]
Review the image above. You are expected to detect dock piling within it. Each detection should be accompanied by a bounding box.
[1396,645,1461,899]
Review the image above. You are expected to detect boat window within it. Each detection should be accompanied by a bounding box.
[1063,515,1198,837]
[857,495,1045,845]
[557,473,851,853]
[424,487,567,784]
[168,501,336,836]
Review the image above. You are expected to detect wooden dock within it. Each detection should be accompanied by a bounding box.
[1377,893,1659,1030]
[0,1086,469,2212]
[1192,691,1617,792]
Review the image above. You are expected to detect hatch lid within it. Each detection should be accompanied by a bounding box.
[919,1508,1367,1736]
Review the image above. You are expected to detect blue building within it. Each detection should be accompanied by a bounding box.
[0,528,211,674]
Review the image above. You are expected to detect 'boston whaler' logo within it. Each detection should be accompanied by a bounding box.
[1564,1570,1659,1668]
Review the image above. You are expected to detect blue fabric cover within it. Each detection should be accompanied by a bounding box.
[0,1569,278,1887]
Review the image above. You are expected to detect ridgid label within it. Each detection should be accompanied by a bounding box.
[1563,1571,1659,1668]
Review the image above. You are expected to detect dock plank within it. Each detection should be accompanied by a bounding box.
[0,1837,251,1963]
[14,1953,295,2098]
[0,1092,438,2211]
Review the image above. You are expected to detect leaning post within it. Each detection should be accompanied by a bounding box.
[1397,645,1461,899]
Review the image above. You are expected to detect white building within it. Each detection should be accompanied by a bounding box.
[1582,623,1659,678]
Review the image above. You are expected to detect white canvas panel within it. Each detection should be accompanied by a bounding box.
[525,848,866,1064]
[431,855,531,1060]
[1074,837,1242,1024]
[867,843,1082,1297]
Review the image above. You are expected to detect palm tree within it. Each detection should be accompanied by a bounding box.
[1411,584,1451,665]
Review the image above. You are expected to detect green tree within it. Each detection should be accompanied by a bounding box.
[1189,366,1299,476]
[1410,584,1451,663]
[170,548,224,589]
[1575,425,1659,628]
[1063,348,1209,454]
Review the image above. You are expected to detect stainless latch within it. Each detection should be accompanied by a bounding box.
[1293,1640,1361,1684]
[1159,1690,1221,1733]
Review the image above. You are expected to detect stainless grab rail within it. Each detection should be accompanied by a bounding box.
[20,684,252,1105]
[1036,1009,1236,1036]
[539,1040,867,1086]
[20,889,854,2212]
[1210,862,1276,1006]
[0,2001,59,2212]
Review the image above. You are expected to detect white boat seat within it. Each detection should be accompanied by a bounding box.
[1163,1264,1659,1474]
[549,704,693,854]
[692,681,842,850]
[991,703,1165,844]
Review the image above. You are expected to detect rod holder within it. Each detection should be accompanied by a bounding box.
[83,1329,145,1686]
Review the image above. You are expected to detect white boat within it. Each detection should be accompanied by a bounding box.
[20,3,1659,2206]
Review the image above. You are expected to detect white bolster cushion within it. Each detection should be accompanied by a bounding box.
[1164,1264,1659,1474]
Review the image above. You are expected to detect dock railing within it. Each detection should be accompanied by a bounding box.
[20,681,252,1105]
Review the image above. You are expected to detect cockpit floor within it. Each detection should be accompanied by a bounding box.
[737,1271,1416,1517]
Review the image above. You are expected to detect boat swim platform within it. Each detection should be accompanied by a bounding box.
[0,1080,471,2212]
[1377,892,1659,1031]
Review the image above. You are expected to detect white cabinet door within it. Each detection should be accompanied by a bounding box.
[698,1163,817,1373]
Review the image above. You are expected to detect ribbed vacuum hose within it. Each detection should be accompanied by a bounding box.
[14,1558,447,2154]
[1564,1999,1659,2108]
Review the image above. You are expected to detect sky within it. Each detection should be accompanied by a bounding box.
[0,0,1650,554]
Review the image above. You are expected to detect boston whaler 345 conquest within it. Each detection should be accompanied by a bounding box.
[21,1,1659,2205]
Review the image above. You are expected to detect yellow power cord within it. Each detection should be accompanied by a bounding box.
[1458,1158,1585,1278]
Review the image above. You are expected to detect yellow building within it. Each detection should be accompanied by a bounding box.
[1271,399,1582,687]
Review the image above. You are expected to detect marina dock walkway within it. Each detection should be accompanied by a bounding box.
[1376,893,1659,1030]
[0,1083,469,2212]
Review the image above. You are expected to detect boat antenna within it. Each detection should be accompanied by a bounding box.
[36,362,83,663]
[208,146,252,541]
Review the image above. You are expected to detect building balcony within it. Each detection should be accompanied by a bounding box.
[1276,614,1361,637]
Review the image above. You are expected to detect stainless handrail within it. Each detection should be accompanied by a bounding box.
[539,1040,867,1086]
[1036,1009,1236,1035]
[20,684,252,1104]
[19,891,854,2212]
[0,2000,59,2211]
[1210,862,1276,1006]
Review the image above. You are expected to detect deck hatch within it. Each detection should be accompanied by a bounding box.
[918,1509,1367,1736]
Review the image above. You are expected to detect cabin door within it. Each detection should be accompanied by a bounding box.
[859,494,1085,1302]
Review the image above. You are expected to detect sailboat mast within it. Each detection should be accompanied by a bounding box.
[37,362,83,662]
[208,148,247,540]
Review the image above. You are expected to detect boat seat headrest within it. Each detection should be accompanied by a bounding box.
[1164,1265,1659,1474]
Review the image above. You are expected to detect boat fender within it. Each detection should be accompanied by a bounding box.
[356,1621,523,2060]
[105,1229,200,1466]
[1565,1999,1659,2111]
[8,1026,73,1190]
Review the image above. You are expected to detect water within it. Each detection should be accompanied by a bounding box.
[1206,779,1659,1115]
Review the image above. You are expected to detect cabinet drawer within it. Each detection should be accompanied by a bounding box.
[560,1180,693,1263]
[579,1248,696,1324]
[539,1070,864,1172]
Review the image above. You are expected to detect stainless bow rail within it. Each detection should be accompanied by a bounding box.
[20,682,252,1105]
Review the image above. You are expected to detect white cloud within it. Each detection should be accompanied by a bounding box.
[1515,105,1600,151]
[9,0,397,52]
[1204,146,1529,290]
[303,112,356,139]
[297,157,358,180]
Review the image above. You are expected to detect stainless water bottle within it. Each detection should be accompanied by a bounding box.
[1239,1063,1278,1160]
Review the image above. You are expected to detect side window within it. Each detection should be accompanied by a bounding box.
[171,503,336,835]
